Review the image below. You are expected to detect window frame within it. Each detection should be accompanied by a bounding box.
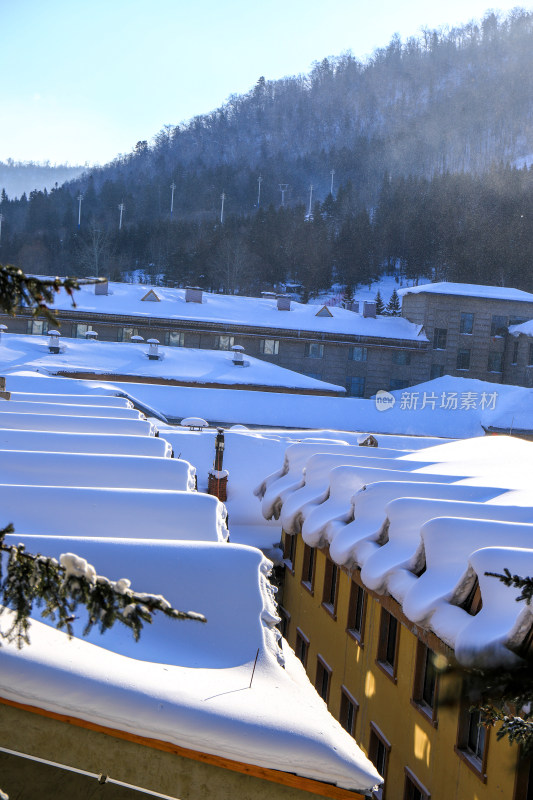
[487,350,503,373]
[315,655,332,704]
[349,345,368,362]
[347,579,367,645]
[117,326,139,342]
[459,312,474,335]
[512,340,519,365]
[214,334,235,351]
[27,319,49,336]
[404,767,431,800]
[165,330,185,347]
[321,556,339,618]
[377,608,400,681]
[301,543,315,594]
[456,348,471,371]
[259,338,280,355]
[340,686,359,737]
[295,628,309,668]
[429,364,444,380]
[392,350,411,366]
[432,328,447,350]
[369,722,391,800]
[282,531,296,574]
[72,323,94,339]
[305,341,324,359]
[455,702,490,782]
[412,641,439,726]
[491,315,508,337]
[347,375,366,397]
[277,605,291,640]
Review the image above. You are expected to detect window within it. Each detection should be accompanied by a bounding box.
[315,656,332,703]
[347,580,367,643]
[369,723,391,799]
[118,326,139,342]
[340,687,359,736]
[214,335,234,350]
[259,338,279,355]
[487,351,503,372]
[27,319,48,335]
[305,342,324,358]
[301,544,315,591]
[377,609,399,679]
[412,641,438,723]
[165,331,185,347]
[433,328,447,350]
[491,315,507,337]
[282,531,296,572]
[460,312,474,335]
[72,323,93,339]
[390,378,409,391]
[512,340,519,365]
[322,557,339,617]
[456,704,489,778]
[295,628,309,667]
[430,364,444,380]
[392,350,410,365]
[277,606,290,639]
[347,376,366,397]
[456,349,471,371]
[404,768,430,800]
[349,345,368,361]
[529,344,533,367]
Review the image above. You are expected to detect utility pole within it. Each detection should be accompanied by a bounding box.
[118,202,125,231]
[220,191,226,225]
[307,184,314,219]
[279,183,288,207]
[257,175,263,207]
[170,182,176,217]
[77,194,83,228]
[330,169,335,196]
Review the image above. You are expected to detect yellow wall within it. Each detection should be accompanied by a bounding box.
[281,535,520,800]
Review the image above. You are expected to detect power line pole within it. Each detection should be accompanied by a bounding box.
[257,175,263,207]
[307,184,314,219]
[77,194,83,228]
[170,182,176,217]
[0,213,3,245]
[330,169,335,196]
[118,202,125,231]
[220,191,226,225]
[279,184,288,207]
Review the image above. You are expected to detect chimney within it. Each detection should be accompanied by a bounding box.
[48,330,61,353]
[363,301,377,318]
[185,286,203,303]
[231,344,245,366]
[147,339,160,360]
[349,301,360,313]
[0,376,10,400]
[95,279,108,296]
[277,295,291,311]
[208,427,228,502]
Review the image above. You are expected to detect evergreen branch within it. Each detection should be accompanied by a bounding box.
[0,525,206,648]
[485,568,533,605]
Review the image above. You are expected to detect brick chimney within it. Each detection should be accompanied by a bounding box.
[208,428,228,501]
[185,286,203,303]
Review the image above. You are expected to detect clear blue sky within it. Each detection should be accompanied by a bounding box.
[1,0,530,165]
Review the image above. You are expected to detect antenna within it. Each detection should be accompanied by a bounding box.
[257,175,263,207]
[279,183,288,207]
[170,182,176,217]
[307,184,314,219]
[220,191,226,225]
[330,169,335,196]
[118,202,125,230]
[77,194,83,228]
[0,213,3,245]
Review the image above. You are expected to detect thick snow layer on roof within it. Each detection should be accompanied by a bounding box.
[0,450,196,491]
[0,397,144,419]
[9,391,134,407]
[0,485,228,542]
[0,428,172,457]
[48,280,425,340]
[0,333,344,393]
[398,281,533,303]
[262,435,533,666]
[509,320,533,337]
[0,409,157,436]
[0,535,381,791]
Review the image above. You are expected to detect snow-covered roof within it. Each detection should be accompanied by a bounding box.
[0,332,344,393]
[259,435,533,668]
[398,281,533,303]
[509,319,533,337]
[0,380,381,792]
[49,281,426,341]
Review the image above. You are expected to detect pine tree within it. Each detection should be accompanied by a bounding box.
[385,287,401,316]
[375,290,385,315]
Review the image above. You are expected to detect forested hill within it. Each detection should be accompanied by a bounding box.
[0,161,85,201]
[81,9,533,211]
[1,9,533,296]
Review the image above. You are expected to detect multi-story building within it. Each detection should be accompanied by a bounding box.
[3,279,533,397]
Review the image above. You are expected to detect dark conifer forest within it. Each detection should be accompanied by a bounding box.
[1,9,533,294]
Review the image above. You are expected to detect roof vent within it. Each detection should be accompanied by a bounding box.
[363,301,377,318]
[232,344,245,366]
[85,330,98,340]
[48,330,61,354]
[185,286,203,303]
[147,338,160,360]
[131,335,144,343]
[261,291,277,300]
[95,280,109,296]
[180,416,208,431]
[349,301,359,313]
[276,295,291,311]
[0,324,7,340]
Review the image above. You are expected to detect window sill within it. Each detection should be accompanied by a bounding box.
[410,698,438,728]
[346,628,364,648]
[283,560,295,576]
[321,602,337,620]
[454,746,487,783]
[301,580,314,596]
[376,660,397,684]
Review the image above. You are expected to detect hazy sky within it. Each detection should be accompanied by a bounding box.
[1,0,530,166]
